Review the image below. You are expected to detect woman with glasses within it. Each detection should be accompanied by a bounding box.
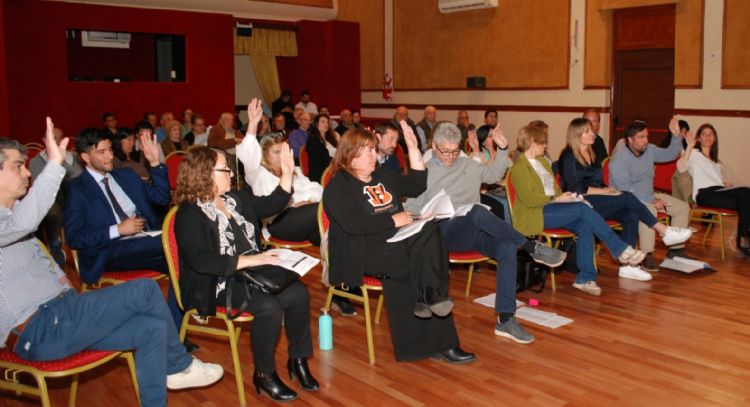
[511,124,648,296]
[323,124,475,364]
[174,145,318,402]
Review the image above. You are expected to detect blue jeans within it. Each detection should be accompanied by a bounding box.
[543,202,628,284]
[15,280,192,407]
[439,206,527,313]
[587,191,658,246]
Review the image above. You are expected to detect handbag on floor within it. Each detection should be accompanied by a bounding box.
[516,251,548,293]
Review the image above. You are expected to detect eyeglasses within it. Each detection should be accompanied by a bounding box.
[213,168,233,174]
[434,144,461,158]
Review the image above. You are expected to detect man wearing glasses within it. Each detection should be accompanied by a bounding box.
[405,122,566,345]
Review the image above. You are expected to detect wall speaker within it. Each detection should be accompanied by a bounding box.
[467,76,486,88]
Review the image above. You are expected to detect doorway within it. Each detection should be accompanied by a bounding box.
[610,5,676,149]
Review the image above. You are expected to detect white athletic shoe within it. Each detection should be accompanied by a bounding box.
[661,226,693,246]
[167,357,224,390]
[618,265,653,281]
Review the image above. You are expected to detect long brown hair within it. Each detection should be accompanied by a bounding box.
[695,123,719,163]
[330,128,377,177]
[259,132,286,177]
[174,146,222,204]
[566,117,595,165]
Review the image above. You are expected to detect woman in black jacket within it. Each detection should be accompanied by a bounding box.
[305,113,338,183]
[323,125,475,364]
[173,145,317,402]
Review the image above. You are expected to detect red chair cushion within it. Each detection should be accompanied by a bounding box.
[362,276,383,287]
[266,236,312,246]
[542,227,575,236]
[449,251,487,261]
[101,270,162,281]
[0,349,115,372]
[606,219,621,227]
[215,307,253,318]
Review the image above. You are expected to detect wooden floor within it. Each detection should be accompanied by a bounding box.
[3,218,750,406]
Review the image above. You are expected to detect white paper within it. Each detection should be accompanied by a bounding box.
[515,307,573,329]
[387,190,481,243]
[266,248,319,277]
[120,230,162,240]
[473,293,524,308]
[659,256,712,273]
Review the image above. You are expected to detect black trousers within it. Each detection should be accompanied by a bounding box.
[268,203,321,246]
[378,222,460,362]
[696,186,750,246]
[218,275,313,373]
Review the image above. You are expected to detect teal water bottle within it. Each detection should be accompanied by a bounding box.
[319,310,333,350]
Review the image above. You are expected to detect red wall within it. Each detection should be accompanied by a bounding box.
[3,1,234,143]
[0,0,9,137]
[277,20,360,114]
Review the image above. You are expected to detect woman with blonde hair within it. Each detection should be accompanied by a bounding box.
[558,118,692,274]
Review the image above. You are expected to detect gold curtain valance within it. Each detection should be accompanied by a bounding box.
[234,28,298,57]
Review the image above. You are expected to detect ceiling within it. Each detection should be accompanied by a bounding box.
[51,0,339,21]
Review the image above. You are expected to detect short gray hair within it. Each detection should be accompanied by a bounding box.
[0,138,27,168]
[432,122,462,145]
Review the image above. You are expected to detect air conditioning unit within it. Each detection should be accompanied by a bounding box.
[81,31,131,49]
[438,0,498,14]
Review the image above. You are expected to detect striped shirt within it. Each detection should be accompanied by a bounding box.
[0,162,69,346]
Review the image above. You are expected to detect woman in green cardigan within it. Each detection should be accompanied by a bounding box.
[510,125,646,296]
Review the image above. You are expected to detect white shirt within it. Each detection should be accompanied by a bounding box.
[686,151,724,200]
[528,158,556,196]
[295,101,319,115]
[236,132,323,211]
[86,167,137,239]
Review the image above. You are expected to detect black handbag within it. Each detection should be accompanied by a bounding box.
[516,251,549,293]
[237,265,299,295]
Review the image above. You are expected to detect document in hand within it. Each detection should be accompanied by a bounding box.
[386,189,476,243]
[267,248,319,277]
[659,256,715,273]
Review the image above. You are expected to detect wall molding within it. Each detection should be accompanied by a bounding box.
[362,103,611,114]
[674,108,750,118]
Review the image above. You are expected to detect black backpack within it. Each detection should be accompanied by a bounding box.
[516,251,549,293]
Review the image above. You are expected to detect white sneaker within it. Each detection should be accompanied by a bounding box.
[618,246,646,266]
[167,357,224,390]
[572,281,602,296]
[661,226,693,246]
[618,265,653,281]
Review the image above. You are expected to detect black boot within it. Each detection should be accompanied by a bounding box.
[253,371,298,402]
[424,287,453,317]
[287,357,320,391]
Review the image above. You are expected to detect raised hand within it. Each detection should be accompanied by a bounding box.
[467,129,480,153]
[490,124,508,149]
[399,120,418,151]
[685,130,696,149]
[43,117,69,165]
[139,132,161,166]
[246,98,264,130]
[668,115,680,136]
[279,142,294,176]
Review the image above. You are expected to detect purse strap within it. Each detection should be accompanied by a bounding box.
[224,277,253,320]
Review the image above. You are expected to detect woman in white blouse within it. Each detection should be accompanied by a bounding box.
[237,99,323,246]
[678,123,750,255]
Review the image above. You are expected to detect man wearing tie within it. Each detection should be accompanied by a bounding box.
[63,128,182,328]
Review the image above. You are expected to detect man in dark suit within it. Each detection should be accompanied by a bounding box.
[63,128,185,331]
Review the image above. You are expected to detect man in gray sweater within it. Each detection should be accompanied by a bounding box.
[609,118,692,269]
[0,119,223,406]
[404,122,565,345]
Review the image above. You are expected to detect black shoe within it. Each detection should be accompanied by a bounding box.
[424,287,453,317]
[639,253,660,272]
[253,371,298,402]
[413,301,432,319]
[432,347,476,365]
[330,296,357,317]
[287,358,320,391]
[183,338,200,353]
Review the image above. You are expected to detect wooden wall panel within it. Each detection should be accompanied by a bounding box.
[722,0,750,88]
[584,0,702,88]
[393,0,570,89]
[337,0,384,90]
